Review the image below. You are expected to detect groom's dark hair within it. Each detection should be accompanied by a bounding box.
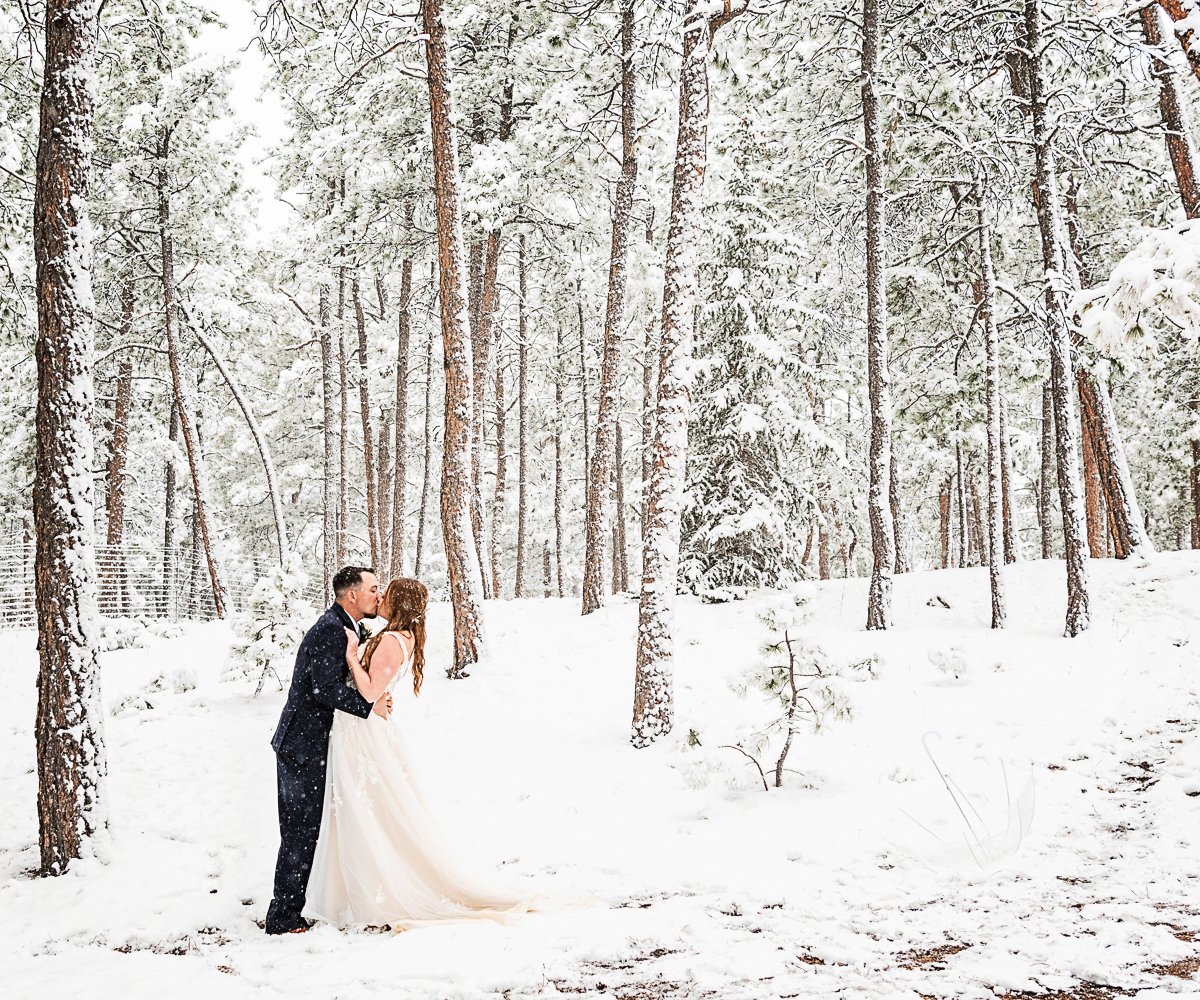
[332,565,374,598]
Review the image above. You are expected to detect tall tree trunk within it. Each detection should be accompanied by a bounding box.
[415,262,438,578]
[583,0,638,615]
[999,396,1018,563]
[634,2,746,747]
[490,319,507,598]
[337,268,349,567]
[1192,396,1200,549]
[889,450,909,574]
[471,231,500,599]
[1081,394,1107,558]
[1040,381,1055,559]
[968,474,987,568]
[1159,0,1200,82]
[977,185,1006,627]
[955,443,968,567]
[863,0,896,629]
[577,290,592,526]
[640,316,657,549]
[320,278,338,588]
[391,240,413,581]
[515,234,530,598]
[1142,2,1200,217]
[163,398,179,616]
[543,541,552,598]
[1076,371,1152,559]
[468,239,483,348]
[614,418,630,592]
[818,499,832,580]
[554,321,565,598]
[939,476,951,569]
[353,274,381,568]
[1026,0,1091,635]
[424,0,487,676]
[106,352,133,614]
[378,409,393,572]
[105,282,134,548]
[33,0,106,875]
[157,125,227,618]
[1064,179,1154,561]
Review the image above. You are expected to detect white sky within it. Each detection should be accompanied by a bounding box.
[195,0,293,238]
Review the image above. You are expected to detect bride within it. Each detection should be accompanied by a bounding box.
[304,576,533,930]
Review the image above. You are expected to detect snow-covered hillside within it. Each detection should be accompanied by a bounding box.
[3,555,1199,998]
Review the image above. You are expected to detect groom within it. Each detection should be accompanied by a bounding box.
[264,565,393,935]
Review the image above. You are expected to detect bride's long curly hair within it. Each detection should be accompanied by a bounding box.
[360,577,427,696]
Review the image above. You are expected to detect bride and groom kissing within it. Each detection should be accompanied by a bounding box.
[264,566,531,934]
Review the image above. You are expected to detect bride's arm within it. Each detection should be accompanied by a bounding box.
[343,628,401,703]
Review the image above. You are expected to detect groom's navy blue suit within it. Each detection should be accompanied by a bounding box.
[265,603,374,934]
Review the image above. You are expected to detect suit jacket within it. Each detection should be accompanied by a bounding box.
[270,604,374,765]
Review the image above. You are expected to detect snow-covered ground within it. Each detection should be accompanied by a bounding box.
[3,555,1200,999]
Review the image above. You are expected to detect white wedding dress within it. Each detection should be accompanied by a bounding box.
[304,631,533,929]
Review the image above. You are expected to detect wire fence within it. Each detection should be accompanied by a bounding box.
[0,541,261,629]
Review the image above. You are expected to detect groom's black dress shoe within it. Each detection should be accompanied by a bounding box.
[264,917,314,935]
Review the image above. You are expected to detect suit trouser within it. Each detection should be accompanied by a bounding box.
[265,750,327,933]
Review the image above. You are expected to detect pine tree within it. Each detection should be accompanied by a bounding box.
[424,0,487,677]
[33,0,107,876]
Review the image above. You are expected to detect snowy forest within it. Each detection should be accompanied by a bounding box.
[5,0,1200,996]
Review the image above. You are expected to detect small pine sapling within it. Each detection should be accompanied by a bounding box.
[226,555,316,694]
[725,591,877,789]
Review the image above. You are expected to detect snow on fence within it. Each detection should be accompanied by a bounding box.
[0,543,252,629]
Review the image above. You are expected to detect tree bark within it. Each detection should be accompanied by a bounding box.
[583,0,638,615]
[863,0,896,629]
[977,185,1006,627]
[1081,390,1107,559]
[471,231,500,599]
[515,234,530,598]
[1076,370,1152,559]
[889,449,909,574]
[613,418,630,592]
[577,290,592,529]
[353,274,381,568]
[320,276,338,588]
[33,0,106,875]
[554,321,565,598]
[818,499,832,580]
[968,474,987,568]
[163,398,179,616]
[640,316,657,550]
[378,409,393,572]
[1159,0,1200,83]
[999,396,1018,563]
[939,476,951,569]
[490,313,507,598]
[337,266,349,567]
[1192,425,1200,549]
[1142,2,1200,218]
[424,0,487,676]
[634,2,745,747]
[157,125,228,618]
[955,443,968,567]
[1040,381,1055,559]
[1064,179,1154,562]
[391,236,414,581]
[415,262,438,578]
[1025,0,1091,635]
[105,282,134,548]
